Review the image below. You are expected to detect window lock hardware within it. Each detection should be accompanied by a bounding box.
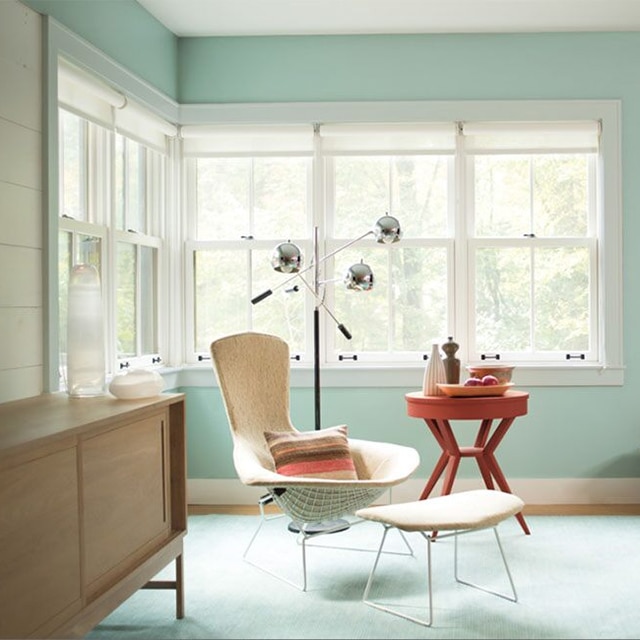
[197,354,211,361]
[127,228,139,234]
[339,354,358,361]
[240,235,254,240]
[152,356,161,364]
[290,354,301,361]
[566,353,586,360]
[481,353,501,360]
[119,361,130,369]
[523,233,536,237]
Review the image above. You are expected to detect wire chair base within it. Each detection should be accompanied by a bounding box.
[242,491,414,592]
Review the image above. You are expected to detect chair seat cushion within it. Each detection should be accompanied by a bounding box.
[264,425,358,480]
[355,489,524,532]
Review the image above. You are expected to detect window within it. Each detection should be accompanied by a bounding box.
[183,125,314,357]
[464,121,601,364]
[184,108,622,386]
[57,59,175,386]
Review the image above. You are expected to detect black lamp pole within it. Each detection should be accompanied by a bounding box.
[314,306,321,431]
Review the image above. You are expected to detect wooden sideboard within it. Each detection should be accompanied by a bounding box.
[0,392,187,639]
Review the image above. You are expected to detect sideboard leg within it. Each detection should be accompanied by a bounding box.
[176,554,184,619]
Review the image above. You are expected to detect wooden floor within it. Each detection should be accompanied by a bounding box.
[188,503,640,516]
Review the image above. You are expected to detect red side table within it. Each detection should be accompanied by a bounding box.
[405,390,530,535]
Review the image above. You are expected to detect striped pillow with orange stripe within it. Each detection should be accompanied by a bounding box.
[264,426,358,480]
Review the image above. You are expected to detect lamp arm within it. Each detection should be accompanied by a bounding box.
[294,272,352,340]
[251,270,302,304]
[252,229,375,305]
[318,229,374,264]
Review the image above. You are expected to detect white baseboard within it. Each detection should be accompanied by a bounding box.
[187,477,640,506]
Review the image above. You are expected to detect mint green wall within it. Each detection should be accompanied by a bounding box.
[177,31,640,483]
[177,32,635,103]
[22,0,178,99]
[181,384,639,481]
[19,0,640,483]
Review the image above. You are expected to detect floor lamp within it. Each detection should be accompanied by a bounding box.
[251,215,401,532]
[251,214,402,432]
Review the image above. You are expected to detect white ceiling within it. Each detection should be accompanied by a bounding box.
[136,0,640,37]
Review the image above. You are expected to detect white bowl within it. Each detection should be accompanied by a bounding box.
[109,369,165,399]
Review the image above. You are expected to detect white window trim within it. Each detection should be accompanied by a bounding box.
[179,99,623,388]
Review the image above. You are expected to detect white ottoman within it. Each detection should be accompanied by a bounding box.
[356,489,525,627]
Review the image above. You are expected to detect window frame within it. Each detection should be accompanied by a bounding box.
[56,62,173,385]
[181,100,622,387]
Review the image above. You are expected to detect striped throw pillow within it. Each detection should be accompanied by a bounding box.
[264,426,358,480]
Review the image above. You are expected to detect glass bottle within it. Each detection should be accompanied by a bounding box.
[442,336,461,384]
[422,342,447,396]
[66,264,106,397]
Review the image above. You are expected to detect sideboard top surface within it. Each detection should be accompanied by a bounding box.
[0,392,185,456]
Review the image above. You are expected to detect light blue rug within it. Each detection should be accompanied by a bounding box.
[86,514,640,639]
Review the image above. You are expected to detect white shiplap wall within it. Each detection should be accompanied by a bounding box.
[0,0,43,403]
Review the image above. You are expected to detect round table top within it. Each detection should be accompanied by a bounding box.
[405,390,529,420]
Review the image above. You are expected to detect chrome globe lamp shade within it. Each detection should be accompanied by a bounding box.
[374,214,402,244]
[271,241,303,274]
[344,260,374,291]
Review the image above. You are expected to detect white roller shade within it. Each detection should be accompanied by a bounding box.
[180,124,315,156]
[58,58,125,128]
[116,101,177,153]
[58,57,177,153]
[462,121,601,153]
[319,122,457,153]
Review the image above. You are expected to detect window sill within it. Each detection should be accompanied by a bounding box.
[160,363,624,389]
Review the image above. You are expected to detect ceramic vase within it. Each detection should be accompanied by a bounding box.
[422,342,447,396]
[66,264,106,397]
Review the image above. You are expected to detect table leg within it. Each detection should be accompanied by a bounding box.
[419,452,449,500]
[483,418,531,535]
[419,419,461,500]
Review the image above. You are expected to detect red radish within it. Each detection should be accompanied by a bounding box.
[464,377,483,386]
[481,374,499,386]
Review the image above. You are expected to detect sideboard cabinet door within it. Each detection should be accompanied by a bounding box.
[0,445,81,637]
[82,410,170,599]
